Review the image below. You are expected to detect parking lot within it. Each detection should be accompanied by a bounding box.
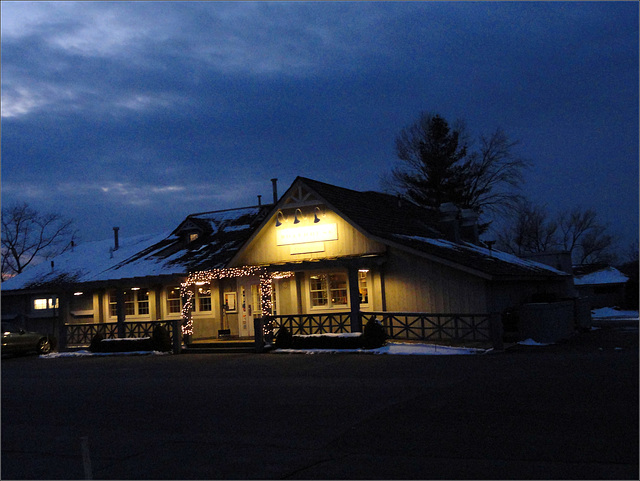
[2,326,638,480]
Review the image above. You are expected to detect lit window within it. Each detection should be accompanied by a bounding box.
[33,297,58,310]
[309,274,328,307]
[167,287,182,314]
[197,286,212,312]
[189,233,199,242]
[359,270,369,305]
[109,290,151,318]
[125,291,136,316]
[109,292,118,317]
[137,290,149,315]
[328,274,348,306]
[309,272,348,308]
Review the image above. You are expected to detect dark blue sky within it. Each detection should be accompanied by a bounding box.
[2,1,638,254]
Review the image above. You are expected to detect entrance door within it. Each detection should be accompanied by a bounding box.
[238,279,262,337]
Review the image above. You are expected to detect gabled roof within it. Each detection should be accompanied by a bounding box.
[2,205,272,291]
[129,205,272,272]
[270,177,568,279]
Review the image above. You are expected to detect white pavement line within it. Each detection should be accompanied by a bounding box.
[81,436,93,480]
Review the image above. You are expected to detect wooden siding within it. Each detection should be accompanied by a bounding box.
[488,278,576,314]
[382,248,488,313]
[232,207,386,266]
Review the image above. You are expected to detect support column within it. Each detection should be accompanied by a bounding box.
[348,266,362,332]
[57,290,70,350]
[295,272,304,315]
[116,288,126,338]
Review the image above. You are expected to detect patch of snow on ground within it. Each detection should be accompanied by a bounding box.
[41,350,170,358]
[591,307,639,320]
[273,341,485,355]
[518,338,552,346]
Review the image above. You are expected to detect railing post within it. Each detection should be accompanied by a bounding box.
[172,320,182,354]
[348,266,362,332]
[489,312,504,351]
[254,317,265,353]
[116,288,126,338]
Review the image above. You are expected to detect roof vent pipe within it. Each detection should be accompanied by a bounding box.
[113,227,120,251]
[271,178,278,204]
[257,195,262,206]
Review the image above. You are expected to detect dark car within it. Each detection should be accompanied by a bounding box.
[1,322,52,355]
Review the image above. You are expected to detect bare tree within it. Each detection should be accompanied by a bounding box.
[497,200,557,256]
[458,128,529,219]
[497,201,616,264]
[1,203,77,281]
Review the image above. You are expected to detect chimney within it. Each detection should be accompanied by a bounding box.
[257,195,262,206]
[459,209,479,244]
[438,203,460,243]
[113,227,120,251]
[271,178,278,204]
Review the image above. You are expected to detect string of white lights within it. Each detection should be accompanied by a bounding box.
[180,267,294,335]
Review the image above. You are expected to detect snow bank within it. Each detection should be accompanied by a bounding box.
[273,341,485,356]
[591,307,639,320]
[517,338,552,346]
[40,350,171,358]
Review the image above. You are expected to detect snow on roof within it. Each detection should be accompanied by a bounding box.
[394,234,568,276]
[1,232,173,290]
[574,266,629,286]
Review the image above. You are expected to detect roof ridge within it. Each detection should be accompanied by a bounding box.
[298,176,418,204]
[188,204,272,218]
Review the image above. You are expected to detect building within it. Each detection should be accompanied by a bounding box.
[1,177,578,347]
[573,264,630,309]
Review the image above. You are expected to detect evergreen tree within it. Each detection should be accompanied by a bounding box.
[392,113,467,209]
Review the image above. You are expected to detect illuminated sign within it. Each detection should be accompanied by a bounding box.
[277,223,338,246]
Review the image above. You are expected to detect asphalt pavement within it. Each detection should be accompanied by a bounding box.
[2,326,638,480]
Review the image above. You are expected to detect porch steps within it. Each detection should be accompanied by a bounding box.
[182,339,256,354]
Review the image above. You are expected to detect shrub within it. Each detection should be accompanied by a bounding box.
[89,333,105,352]
[89,334,154,353]
[274,327,293,349]
[152,325,172,352]
[362,318,387,349]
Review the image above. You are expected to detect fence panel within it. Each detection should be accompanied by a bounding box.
[65,320,176,348]
[266,312,490,344]
[269,312,351,336]
[361,312,491,343]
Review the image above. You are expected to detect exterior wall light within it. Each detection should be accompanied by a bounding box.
[275,211,286,227]
[314,206,323,223]
[294,208,304,224]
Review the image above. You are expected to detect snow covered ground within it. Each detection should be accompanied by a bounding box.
[40,342,486,358]
[41,350,170,359]
[272,341,486,356]
[591,307,639,321]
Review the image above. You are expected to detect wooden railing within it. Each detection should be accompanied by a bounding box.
[361,312,492,343]
[65,320,177,348]
[265,311,498,347]
[269,312,352,336]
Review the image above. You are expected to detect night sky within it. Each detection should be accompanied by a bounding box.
[2,1,638,254]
